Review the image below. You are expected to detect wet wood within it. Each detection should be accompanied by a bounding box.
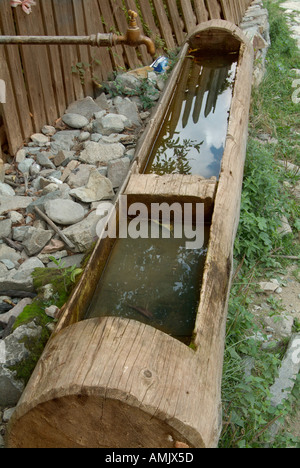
[6,18,253,451]
[192,29,254,447]
[7,317,200,448]
[125,174,217,219]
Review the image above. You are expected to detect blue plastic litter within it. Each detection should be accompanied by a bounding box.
[151,56,169,74]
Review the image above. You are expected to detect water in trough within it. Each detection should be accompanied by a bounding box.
[145,55,237,178]
[86,54,237,343]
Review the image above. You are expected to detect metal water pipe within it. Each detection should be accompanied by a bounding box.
[0,10,156,56]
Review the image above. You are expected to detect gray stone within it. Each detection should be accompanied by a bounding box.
[13,225,31,243]
[0,298,33,326]
[31,133,50,147]
[45,305,60,319]
[0,321,43,405]
[29,163,41,177]
[0,196,34,216]
[53,149,75,167]
[90,133,102,142]
[15,148,26,164]
[0,260,39,293]
[67,164,94,188]
[3,407,15,423]
[41,125,56,136]
[62,113,89,129]
[17,256,45,274]
[0,365,24,407]
[0,219,12,239]
[78,131,90,142]
[79,141,125,165]
[278,215,293,236]
[44,199,85,226]
[0,263,8,277]
[270,333,300,407]
[113,96,141,127]
[0,245,21,264]
[50,130,81,153]
[26,190,70,214]
[42,183,60,195]
[62,211,101,252]
[22,227,53,256]
[48,253,84,269]
[0,259,15,270]
[93,113,128,135]
[32,176,52,191]
[259,280,280,293]
[36,152,56,169]
[95,93,110,110]
[115,73,142,95]
[70,168,114,203]
[263,314,294,339]
[107,157,131,188]
[94,110,107,120]
[0,182,15,197]
[145,83,160,102]
[8,211,24,224]
[65,96,102,119]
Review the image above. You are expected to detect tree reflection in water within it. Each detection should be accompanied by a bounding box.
[146,55,237,179]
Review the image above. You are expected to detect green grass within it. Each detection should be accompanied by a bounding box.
[220,0,300,448]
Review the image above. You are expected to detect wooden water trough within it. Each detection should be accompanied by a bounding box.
[7,20,253,449]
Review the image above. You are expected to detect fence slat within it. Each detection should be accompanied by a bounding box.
[97,0,126,72]
[206,0,222,20]
[40,0,67,116]
[152,0,176,51]
[108,0,140,70]
[180,0,197,34]
[0,41,24,154]
[14,8,48,132]
[219,0,235,23]
[124,0,152,65]
[17,2,58,127]
[0,2,33,142]
[164,0,185,45]
[72,0,94,97]
[137,0,164,54]
[194,0,209,24]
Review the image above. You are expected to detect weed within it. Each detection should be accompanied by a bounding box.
[220,0,300,448]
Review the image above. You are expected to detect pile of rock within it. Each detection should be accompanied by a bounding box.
[240,0,270,86]
[0,69,165,421]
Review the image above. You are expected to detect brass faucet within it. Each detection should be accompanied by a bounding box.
[114,10,156,56]
[0,10,156,56]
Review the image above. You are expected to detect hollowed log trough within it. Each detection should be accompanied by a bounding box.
[7,21,253,449]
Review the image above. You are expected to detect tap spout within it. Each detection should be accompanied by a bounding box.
[114,10,156,57]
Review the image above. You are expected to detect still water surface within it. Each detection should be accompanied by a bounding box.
[86,223,210,343]
[145,56,237,178]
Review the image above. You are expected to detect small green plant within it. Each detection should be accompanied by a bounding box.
[48,256,83,291]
